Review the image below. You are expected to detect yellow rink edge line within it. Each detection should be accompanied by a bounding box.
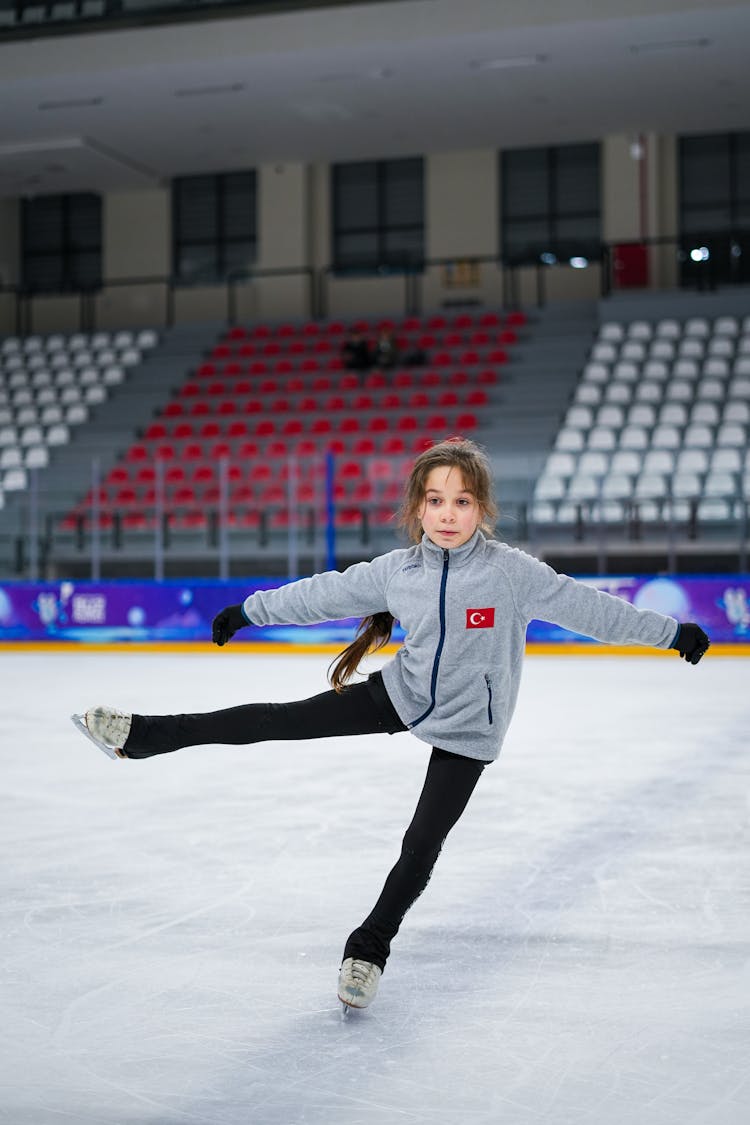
[0,641,747,656]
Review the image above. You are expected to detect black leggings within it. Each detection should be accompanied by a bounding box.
[122,672,487,971]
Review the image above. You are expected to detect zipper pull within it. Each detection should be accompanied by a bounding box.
[443,549,449,563]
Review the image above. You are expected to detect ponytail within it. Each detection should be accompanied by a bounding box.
[328,611,395,693]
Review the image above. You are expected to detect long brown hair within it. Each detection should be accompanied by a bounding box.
[328,437,498,692]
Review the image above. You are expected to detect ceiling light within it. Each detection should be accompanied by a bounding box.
[570,257,589,269]
[690,246,710,262]
[175,83,245,98]
[629,38,710,54]
[471,55,546,71]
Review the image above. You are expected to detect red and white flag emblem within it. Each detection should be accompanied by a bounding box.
[466,608,495,629]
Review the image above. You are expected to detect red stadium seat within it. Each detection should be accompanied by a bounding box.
[238,441,261,459]
[505,311,527,326]
[466,389,489,406]
[192,464,215,484]
[231,484,255,504]
[172,485,196,505]
[107,466,130,484]
[115,486,138,506]
[437,391,458,407]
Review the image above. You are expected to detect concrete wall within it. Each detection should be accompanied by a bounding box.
[0,132,705,334]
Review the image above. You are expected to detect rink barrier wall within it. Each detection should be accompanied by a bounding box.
[0,575,748,646]
[1,641,748,656]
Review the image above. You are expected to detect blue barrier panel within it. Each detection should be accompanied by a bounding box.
[0,575,749,644]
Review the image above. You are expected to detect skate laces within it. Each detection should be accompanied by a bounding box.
[348,959,375,984]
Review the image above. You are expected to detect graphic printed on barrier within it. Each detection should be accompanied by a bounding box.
[0,575,748,644]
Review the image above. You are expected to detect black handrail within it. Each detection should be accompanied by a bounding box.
[1,229,747,335]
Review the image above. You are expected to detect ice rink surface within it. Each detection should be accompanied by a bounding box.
[1,648,748,1125]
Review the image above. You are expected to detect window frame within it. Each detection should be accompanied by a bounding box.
[172,169,257,286]
[331,157,425,276]
[21,192,102,295]
[499,143,602,267]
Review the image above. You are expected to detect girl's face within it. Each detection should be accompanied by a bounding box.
[419,465,481,549]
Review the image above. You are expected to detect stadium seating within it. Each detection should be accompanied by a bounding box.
[533,313,750,531]
[0,328,158,500]
[61,311,520,534]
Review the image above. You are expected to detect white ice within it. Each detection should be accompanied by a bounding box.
[1,649,748,1125]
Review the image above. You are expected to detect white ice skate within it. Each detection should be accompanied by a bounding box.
[70,707,132,760]
[338,958,382,1013]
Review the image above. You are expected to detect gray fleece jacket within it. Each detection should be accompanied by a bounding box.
[242,530,679,762]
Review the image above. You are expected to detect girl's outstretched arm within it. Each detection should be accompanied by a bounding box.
[213,553,401,641]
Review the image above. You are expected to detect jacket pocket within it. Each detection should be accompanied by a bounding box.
[484,673,493,725]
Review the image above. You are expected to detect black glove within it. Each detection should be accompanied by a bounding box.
[212,603,250,646]
[670,623,710,665]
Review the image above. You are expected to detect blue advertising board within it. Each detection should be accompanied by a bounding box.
[0,574,748,645]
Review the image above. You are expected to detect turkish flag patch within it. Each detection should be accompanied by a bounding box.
[466,608,495,629]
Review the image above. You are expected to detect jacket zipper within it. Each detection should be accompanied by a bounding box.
[484,674,493,725]
[408,547,449,729]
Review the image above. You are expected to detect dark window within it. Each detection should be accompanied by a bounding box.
[332,158,424,274]
[500,143,601,265]
[678,132,750,286]
[173,171,257,284]
[22,193,102,294]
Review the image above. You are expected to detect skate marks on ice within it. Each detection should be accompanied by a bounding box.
[0,652,748,1124]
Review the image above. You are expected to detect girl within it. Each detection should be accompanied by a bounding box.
[74,437,710,1011]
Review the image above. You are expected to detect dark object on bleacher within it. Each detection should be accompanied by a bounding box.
[342,332,373,372]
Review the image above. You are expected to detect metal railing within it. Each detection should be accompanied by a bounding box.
[4,456,749,581]
[2,230,748,338]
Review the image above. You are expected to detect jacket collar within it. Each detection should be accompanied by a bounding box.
[420,528,486,569]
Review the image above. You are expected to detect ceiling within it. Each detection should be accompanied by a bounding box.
[0,0,748,197]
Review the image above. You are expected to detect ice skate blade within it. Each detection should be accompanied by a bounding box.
[338,996,366,1015]
[70,713,122,760]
